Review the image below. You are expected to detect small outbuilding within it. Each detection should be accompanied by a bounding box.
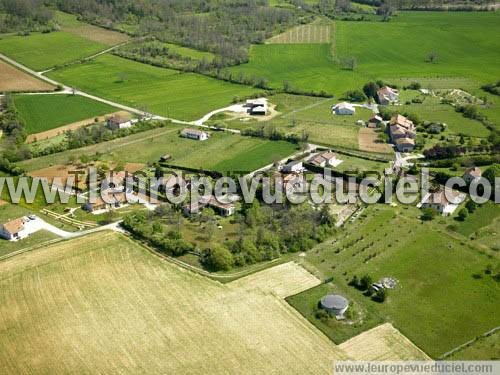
[320,294,349,318]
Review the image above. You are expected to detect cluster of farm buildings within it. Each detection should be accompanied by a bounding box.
[332,86,417,152]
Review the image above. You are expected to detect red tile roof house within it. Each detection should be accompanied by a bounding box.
[183,195,236,217]
[377,86,399,105]
[394,137,415,153]
[389,115,417,152]
[0,218,28,241]
[106,115,133,130]
[420,188,462,216]
[463,167,482,184]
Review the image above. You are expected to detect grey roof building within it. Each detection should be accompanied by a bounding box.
[320,294,349,317]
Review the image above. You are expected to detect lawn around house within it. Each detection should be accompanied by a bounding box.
[47,54,259,121]
[0,31,108,71]
[387,94,490,138]
[291,205,500,358]
[14,94,118,134]
[449,202,500,238]
[224,94,380,152]
[19,125,297,173]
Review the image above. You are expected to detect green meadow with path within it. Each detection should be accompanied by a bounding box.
[0,31,107,71]
[47,54,259,121]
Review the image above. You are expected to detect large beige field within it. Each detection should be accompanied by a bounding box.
[0,232,346,373]
[0,60,54,92]
[0,232,429,374]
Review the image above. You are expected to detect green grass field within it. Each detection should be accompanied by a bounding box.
[230,12,500,99]
[14,94,118,134]
[221,94,391,154]
[164,43,215,61]
[19,125,297,173]
[448,331,500,360]
[449,202,500,238]
[290,205,500,358]
[47,54,258,121]
[336,12,500,83]
[229,43,364,97]
[0,31,107,71]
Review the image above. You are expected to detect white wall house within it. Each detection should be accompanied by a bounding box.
[246,98,268,115]
[332,102,356,115]
[181,128,210,141]
[0,218,28,241]
[282,161,304,174]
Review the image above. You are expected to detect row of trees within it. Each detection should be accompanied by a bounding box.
[0,95,31,172]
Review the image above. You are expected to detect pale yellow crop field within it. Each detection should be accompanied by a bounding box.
[0,232,429,374]
[339,323,431,361]
[0,232,346,373]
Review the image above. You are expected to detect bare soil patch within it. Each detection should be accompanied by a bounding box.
[359,128,392,154]
[63,25,129,46]
[0,60,54,92]
[226,104,280,123]
[29,163,89,190]
[123,162,146,174]
[26,110,131,143]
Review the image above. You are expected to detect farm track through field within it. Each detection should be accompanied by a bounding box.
[282,97,335,119]
[1,53,252,135]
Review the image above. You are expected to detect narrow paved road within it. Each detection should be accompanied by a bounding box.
[26,216,124,239]
[0,53,192,124]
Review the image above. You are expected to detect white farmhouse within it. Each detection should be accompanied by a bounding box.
[282,160,304,174]
[181,128,210,141]
[0,218,28,241]
[332,102,356,115]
